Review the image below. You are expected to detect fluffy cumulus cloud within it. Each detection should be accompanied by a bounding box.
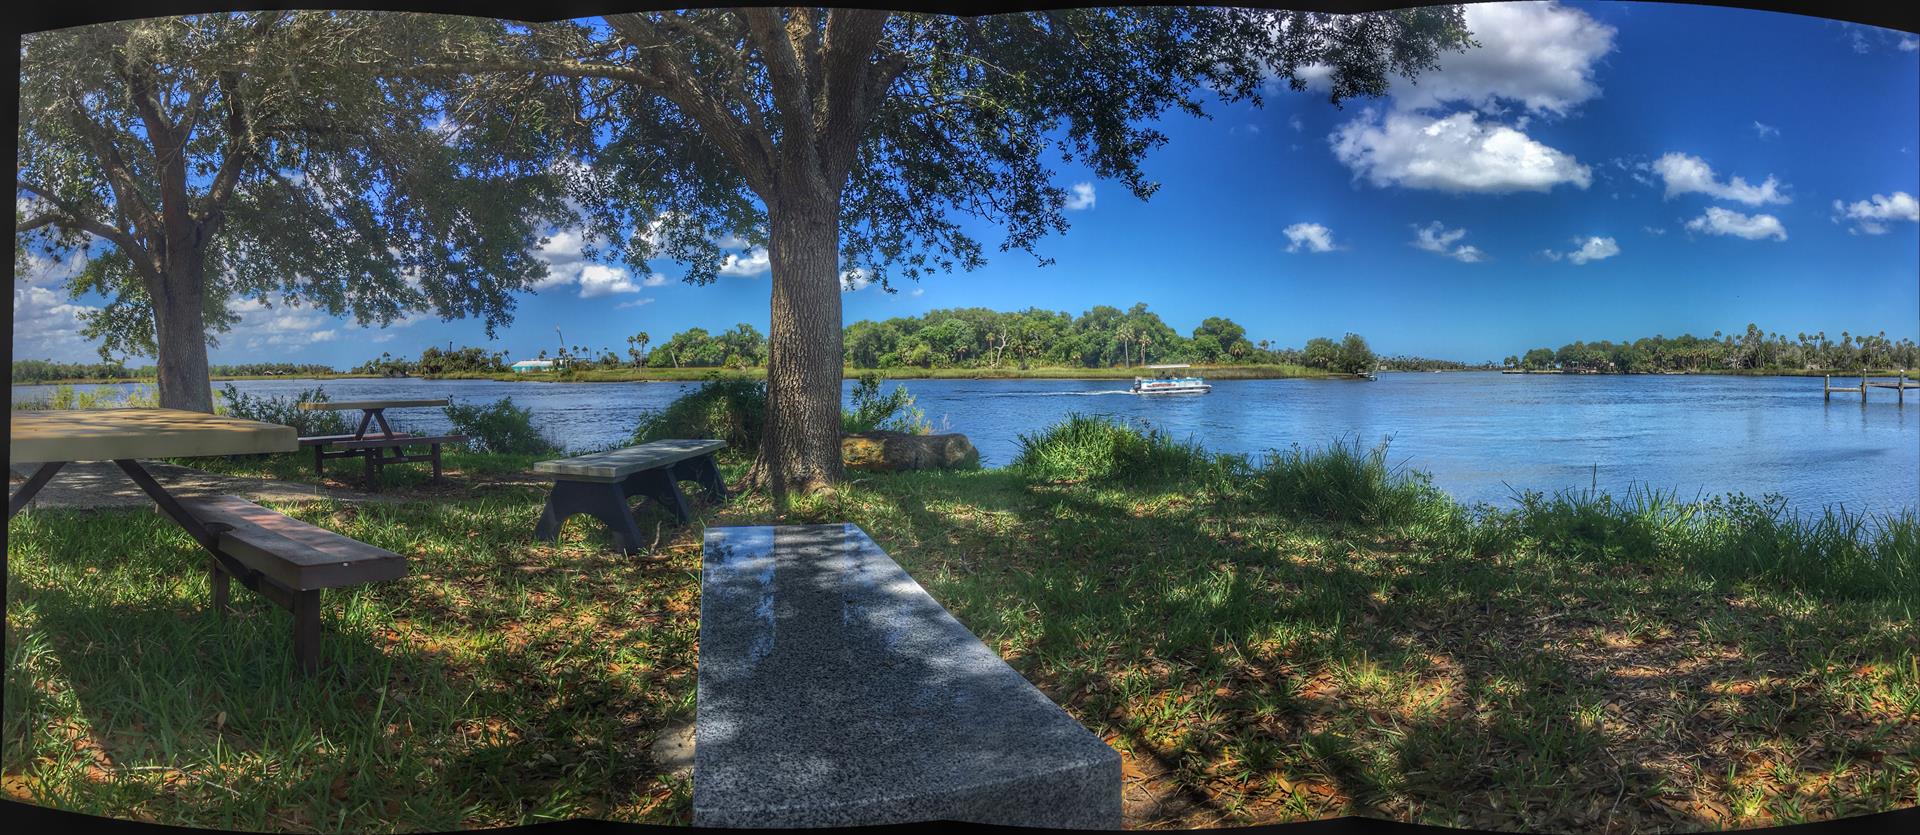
[842,267,874,291]
[220,295,348,353]
[1063,182,1096,211]
[1283,222,1339,254]
[1684,207,1788,241]
[15,250,89,288]
[1331,110,1592,193]
[1650,153,1790,206]
[12,284,101,362]
[533,228,646,297]
[708,231,771,278]
[1831,191,1919,235]
[1386,1,1617,117]
[717,248,771,277]
[1320,3,1607,194]
[1410,222,1486,262]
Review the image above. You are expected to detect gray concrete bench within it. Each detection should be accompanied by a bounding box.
[531,439,727,553]
[696,524,1119,828]
[172,495,408,674]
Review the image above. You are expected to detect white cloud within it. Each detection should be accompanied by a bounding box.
[717,247,771,277]
[1288,114,1303,132]
[910,287,925,297]
[615,298,657,309]
[1410,222,1486,262]
[1832,192,1919,235]
[11,284,101,362]
[15,250,89,288]
[1330,109,1592,193]
[1651,152,1789,205]
[1564,236,1620,265]
[1063,182,1096,211]
[1643,225,1666,236]
[222,295,348,353]
[842,268,874,291]
[578,264,641,297]
[1752,121,1779,140]
[1386,1,1617,118]
[642,275,668,286]
[1283,222,1339,254]
[534,227,646,296]
[1684,207,1787,241]
[1902,35,1919,52]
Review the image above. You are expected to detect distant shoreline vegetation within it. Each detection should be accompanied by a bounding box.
[1502,324,1919,374]
[15,313,1918,385]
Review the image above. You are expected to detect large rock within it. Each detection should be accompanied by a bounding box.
[842,431,979,472]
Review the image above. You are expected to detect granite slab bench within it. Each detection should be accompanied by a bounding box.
[531,439,727,553]
[696,523,1120,828]
[171,495,408,674]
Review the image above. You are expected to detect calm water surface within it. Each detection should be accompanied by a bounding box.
[14,373,1917,514]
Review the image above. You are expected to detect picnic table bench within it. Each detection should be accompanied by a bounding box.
[296,399,466,489]
[9,409,407,675]
[695,524,1120,828]
[532,439,727,553]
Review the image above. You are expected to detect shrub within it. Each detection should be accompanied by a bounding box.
[1680,496,1919,602]
[842,373,930,434]
[1256,436,1440,526]
[630,377,767,455]
[444,397,561,455]
[1012,413,1219,484]
[216,385,349,436]
[1506,485,1692,567]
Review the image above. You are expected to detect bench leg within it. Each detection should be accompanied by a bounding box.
[694,455,729,504]
[292,589,322,675]
[626,469,694,525]
[431,444,443,480]
[208,558,231,617]
[536,480,647,554]
[313,444,326,477]
[363,450,379,492]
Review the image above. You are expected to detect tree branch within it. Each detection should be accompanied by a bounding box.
[819,10,901,189]
[16,179,159,282]
[740,7,820,174]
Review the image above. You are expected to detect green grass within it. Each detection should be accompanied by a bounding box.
[7,441,1918,832]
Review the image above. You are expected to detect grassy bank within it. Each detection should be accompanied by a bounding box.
[6,431,1917,831]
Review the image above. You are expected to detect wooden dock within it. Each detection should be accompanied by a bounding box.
[1825,371,1919,403]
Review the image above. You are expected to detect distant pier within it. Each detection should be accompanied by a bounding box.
[1825,371,1919,404]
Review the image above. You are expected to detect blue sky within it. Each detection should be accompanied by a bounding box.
[14,2,1920,367]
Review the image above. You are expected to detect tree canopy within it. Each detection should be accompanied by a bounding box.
[15,12,571,410]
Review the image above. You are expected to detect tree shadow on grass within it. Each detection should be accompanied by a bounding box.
[754,474,1920,832]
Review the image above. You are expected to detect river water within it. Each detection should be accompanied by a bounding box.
[13,372,1917,514]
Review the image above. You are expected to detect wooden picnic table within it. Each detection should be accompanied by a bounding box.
[295,398,463,487]
[297,398,449,441]
[8,408,407,673]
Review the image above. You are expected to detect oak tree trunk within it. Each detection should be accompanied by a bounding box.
[152,255,215,414]
[754,194,846,498]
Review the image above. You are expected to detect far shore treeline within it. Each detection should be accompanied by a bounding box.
[14,311,1919,384]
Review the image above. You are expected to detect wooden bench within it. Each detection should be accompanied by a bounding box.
[171,495,408,673]
[532,439,728,553]
[695,524,1120,827]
